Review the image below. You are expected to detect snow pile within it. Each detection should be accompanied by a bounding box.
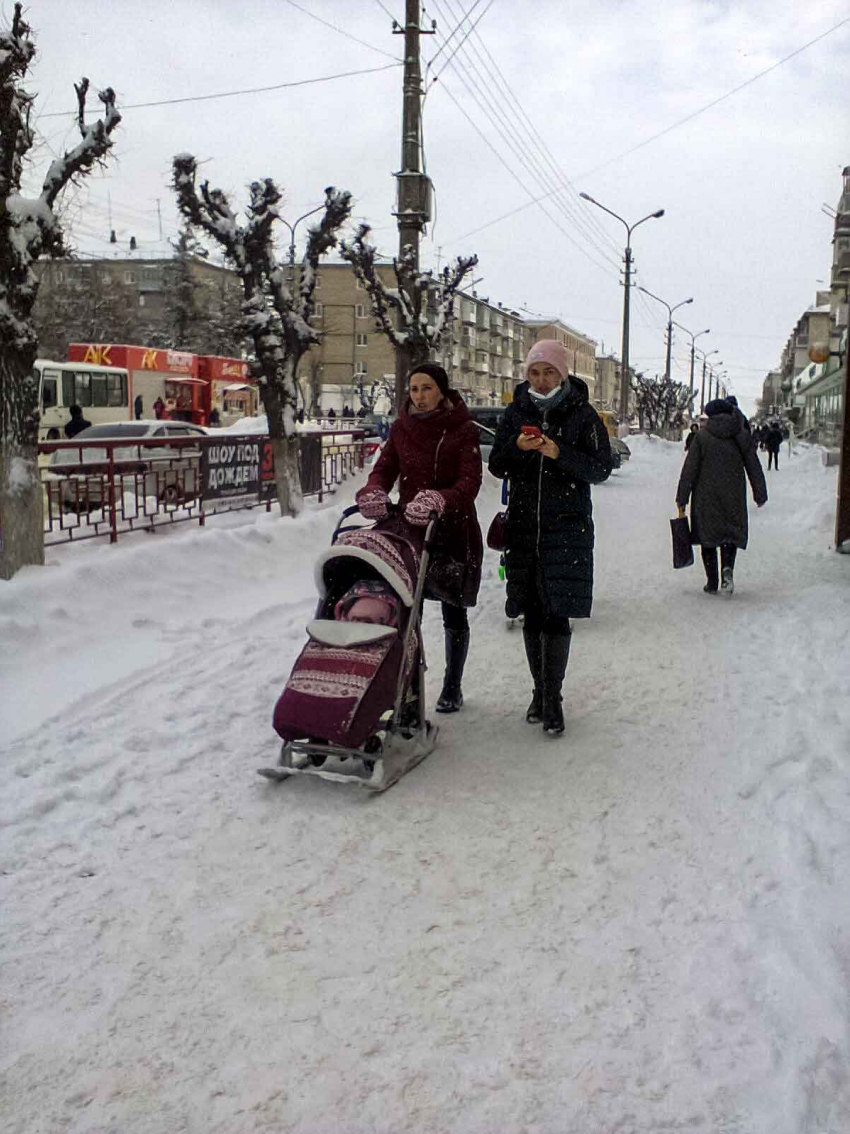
[2,446,850,1133]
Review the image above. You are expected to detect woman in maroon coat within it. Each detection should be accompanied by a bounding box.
[355,363,483,713]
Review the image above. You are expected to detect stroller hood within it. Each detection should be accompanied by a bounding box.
[314,529,416,607]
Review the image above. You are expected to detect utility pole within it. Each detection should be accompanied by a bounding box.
[392,0,435,407]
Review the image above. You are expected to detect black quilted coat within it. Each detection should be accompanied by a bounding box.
[676,411,767,548]
[488,378,613,619]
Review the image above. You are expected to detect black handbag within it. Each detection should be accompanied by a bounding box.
[670,516,694,569]
[486,510,508,551]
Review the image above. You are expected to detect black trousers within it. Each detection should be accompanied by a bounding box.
[701,544,737,588]
[767,448,779,470]
[441,602,469,633]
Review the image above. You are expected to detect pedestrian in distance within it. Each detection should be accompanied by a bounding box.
[134,393,143,420]
[765,422,783,471]
[685,423,699,452]
[488,340,614,736]
[327,406,336,421]
[356,362,483,714]
[676,398,767,597]
[153,396,166,420]
[64,404,91,439]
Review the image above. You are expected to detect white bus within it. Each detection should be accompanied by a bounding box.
[36,358,131,439]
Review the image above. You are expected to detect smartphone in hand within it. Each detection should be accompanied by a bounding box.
[520,425,543,438]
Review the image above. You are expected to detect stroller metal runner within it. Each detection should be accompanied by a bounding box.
[257,505,440,792]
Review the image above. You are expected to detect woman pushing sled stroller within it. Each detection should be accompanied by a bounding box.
[258,363,483,793]
[258,505,441,791]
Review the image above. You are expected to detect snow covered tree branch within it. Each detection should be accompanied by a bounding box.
[340,223,477,405]
[0,4,121,580]
[172,154,351,517]
[631,373,694,436]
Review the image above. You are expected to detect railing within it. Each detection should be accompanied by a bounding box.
[38,429,365,547]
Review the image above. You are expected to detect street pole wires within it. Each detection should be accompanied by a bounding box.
[37,62,402,118]
[432,0,623,263]
[282,0,403,61]
[426,0,492,82]
[424,0,621,278]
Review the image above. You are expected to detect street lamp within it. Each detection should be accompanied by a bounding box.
[696,348,720,413]
[279,203,325,283]
[579,192,664,430]
[672,321,710,408]
[637,287,693,382]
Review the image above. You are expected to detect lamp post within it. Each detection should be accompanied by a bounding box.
[280,203,325,283]
[706,360,724,404]
[672,321,710,407]
[637,287,693,382]
[697,349,719,413]
[579,192,664,431]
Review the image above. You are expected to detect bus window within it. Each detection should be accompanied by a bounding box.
[107,372,127,407]
[62,372,75,407]
[42,376,58,410]
[91,375,109,407]
[74,371,92,407]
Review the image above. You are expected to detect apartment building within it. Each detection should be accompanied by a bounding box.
[444,291,526,407]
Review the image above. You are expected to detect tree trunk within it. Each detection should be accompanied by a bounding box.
[259,379,303,519]
[0,355,44,580]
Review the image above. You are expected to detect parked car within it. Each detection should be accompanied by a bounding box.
[50,421,207,510]
[466,405,505,433]
[610,436,631,467]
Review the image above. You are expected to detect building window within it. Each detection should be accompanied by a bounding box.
[139,295,146,307]
[355,278,365,291]
[355,304,367,319]
[124,270,135,285]
[313,303,323,318]
[314,275,322,289]
[356,333,368,347]
[354,361,367,375]
[54,269,65,284]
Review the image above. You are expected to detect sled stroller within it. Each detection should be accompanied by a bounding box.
[257,505,440,792]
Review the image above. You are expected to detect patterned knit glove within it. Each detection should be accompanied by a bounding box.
[357,487,390,520]
[404,489,446,527]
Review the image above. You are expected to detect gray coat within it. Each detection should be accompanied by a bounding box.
[676,413,767,548]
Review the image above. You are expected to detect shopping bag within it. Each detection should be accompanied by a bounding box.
[670,516,694,569]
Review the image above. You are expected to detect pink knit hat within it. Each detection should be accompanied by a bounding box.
[525,339,569,381]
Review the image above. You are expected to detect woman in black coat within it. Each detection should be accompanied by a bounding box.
[489,341,613,735]
[676,398,767,596]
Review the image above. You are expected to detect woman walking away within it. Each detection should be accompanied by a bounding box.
[684,423,699,452]
[356,363,483,713]
[676,398,767,597]
[489,341,613,736]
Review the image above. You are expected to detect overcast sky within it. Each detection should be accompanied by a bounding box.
[23,0,850,414]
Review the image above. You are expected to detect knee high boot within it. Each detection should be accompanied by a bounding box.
[541,632,571,735]
[522,626,543,723]
[435,627,469,713]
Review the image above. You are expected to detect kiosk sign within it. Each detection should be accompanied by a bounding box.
[202,439,262,501]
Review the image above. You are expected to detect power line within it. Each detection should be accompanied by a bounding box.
[38,62,401,118]
[283,0,402,60]
[430,1,492,82]
[450,12,850,241]
[373,0,398,19]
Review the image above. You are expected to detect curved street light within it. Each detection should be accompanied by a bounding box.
[696,348,720,413]
[279,203,325,280]
[673,321,710,407]
[637,287,693,382]
[579,192,664,428]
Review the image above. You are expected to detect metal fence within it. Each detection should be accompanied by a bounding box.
[38,430,366,547]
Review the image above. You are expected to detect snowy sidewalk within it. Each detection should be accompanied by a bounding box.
[2,439,849,1133]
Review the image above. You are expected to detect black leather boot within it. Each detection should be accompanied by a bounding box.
[541,632,571,735]
[435,628,469,713]
[701,547,719,594]
[523,626,543,723]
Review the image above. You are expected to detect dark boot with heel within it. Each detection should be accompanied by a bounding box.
[435,628,469,713]
[541,632,571,735]
[523,626,543,723]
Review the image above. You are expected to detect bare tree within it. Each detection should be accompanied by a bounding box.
[631,372,694,437]
[0,5,121,580]
[173,156,351,516]
[340,225,477,406]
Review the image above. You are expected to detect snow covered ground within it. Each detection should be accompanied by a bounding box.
[2,438,849,1133]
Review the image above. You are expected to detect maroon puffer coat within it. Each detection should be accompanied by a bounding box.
[357,392,483,607]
